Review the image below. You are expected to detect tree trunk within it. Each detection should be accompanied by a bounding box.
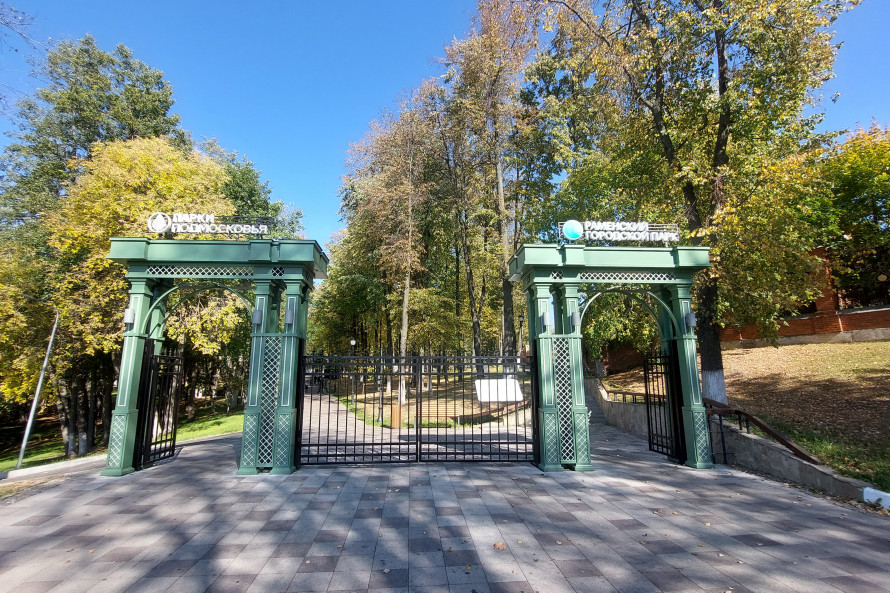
[102,356,115,445]
[76,372,89,456]
[86,366,97,452]
[399,270,410,405]
[495,158,516,356]
[696,276,728,404]
[55,377,71,457]
[454,241,462,353]
[459,210,484,357]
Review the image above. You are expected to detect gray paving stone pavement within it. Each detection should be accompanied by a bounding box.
[1,426,889,593]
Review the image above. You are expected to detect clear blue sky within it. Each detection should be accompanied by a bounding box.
[2,0,888,246]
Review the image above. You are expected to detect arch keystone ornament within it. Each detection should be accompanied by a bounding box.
[508,242,713,470]
[102,237,327,476]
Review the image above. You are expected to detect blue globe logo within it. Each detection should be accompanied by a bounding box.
[563,219,583,241]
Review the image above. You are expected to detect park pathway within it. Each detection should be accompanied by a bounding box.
[0,424,888,592]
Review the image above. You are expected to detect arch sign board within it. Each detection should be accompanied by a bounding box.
[146,212,271,236]
[560,219,680,243]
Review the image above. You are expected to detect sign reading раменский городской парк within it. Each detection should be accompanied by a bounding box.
[560,219,680,243]
[146,212,270,236]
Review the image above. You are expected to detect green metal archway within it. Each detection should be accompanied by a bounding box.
[509,243,713,471]
[102,238,328,476]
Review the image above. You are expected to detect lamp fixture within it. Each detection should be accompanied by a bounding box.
[285,307,295,325]
[252,308,264,326]
[542,311,553,331]
[123,308,135,325]
[684,311,697,330]
[570,311,581,329]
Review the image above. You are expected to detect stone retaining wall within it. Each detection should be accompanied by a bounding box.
[584,378,877,504]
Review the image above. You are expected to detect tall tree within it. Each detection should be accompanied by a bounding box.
[823,124,890,307]
[529,0,856,402]
[442,0,538,355]
[1,35,181,232]
[341,92,435,399]
[43,136,231,454]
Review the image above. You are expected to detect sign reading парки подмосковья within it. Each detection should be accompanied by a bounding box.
[147,212,270,235]
[561,219,680,243]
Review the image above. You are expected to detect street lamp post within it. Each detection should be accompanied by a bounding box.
[518,312,525,354]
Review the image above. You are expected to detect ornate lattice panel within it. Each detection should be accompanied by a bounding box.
[552,338,575,462]
[274,413,291,467]
[579,271,676,283]
[271,266,285,277]
[106,414,127,468]
[240,414,258,468]
[574,411,590,464]
[256,336,282,466]
[543,414,560,466]
[694,410,710,463]
[550,270,563,280]
[145,264,254,278]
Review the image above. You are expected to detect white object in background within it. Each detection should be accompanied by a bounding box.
[863,487,890,510]
[474,378,524,402]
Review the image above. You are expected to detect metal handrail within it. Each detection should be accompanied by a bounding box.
[703,397,822,465]
[602,389,647,403]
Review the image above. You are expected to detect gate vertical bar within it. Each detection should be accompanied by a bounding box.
[131,340,155,470]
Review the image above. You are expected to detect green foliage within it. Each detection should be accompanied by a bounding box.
[822,125,890,307]
[46,136,232,359]
[521,0,857,373]
[712,151,837,336]
[581,292,660,358]
[0,35,182,230]
[0,36,184,413]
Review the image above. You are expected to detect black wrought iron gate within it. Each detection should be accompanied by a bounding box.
[298,354,536,464]
[133,342,184,469]
[643,346,687,464]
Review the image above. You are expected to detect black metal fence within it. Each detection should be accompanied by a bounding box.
[299,354,536,464]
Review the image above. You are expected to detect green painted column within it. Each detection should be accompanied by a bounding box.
[238,280,278,474]
[560,283,593,471]
[667,284,713,469]
[529,284,563,471]
[102,279,155,476]
[269,284,306,474]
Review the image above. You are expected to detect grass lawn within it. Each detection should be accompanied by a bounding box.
[605,341,890,492]
[0,404,244,473]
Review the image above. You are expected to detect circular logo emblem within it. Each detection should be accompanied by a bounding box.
[147,212,172,233]
[562,219,583,241]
